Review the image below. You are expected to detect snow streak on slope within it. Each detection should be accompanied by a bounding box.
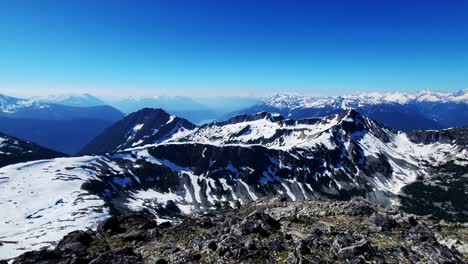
[0,157,109,259]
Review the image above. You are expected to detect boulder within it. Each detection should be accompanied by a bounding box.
[12,249,63,264]
[237,210,281,237]
[56,230,95,256]
[97,216,124,236]
[342,197,376,216]
[371,213,398,231]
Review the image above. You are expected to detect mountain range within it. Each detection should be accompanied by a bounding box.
[0,107,466,259]
[105,95,262,124]
[235,90,468,130]
[32,93,108,107]
[0,94,124,154]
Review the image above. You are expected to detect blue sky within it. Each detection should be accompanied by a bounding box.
[0,0,467,97]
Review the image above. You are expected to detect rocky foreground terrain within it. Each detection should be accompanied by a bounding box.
[9,196,467,264]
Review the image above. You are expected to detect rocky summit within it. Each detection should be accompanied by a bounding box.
[10,196,468,264]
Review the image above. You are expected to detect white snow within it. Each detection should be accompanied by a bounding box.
[0,157,110,259]
[281,181,297,201]
[239,179,258,200]
[133,123,144,132]
[126,188,184,211]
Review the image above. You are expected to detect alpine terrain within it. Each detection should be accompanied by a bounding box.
[0,108,466,261]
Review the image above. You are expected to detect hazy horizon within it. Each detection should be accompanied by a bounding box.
[1,87,467,100]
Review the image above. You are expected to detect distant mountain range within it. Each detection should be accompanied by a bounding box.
[23,89,468,131]
[0,108,466,259]
[234,90,468,130]
[33,93,108,107]
[0,94,122,121]
[0,93,124,154]
[105,96,261,124]
[38,94,261,124]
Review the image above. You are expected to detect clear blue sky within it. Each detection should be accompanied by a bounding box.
[0,0,467,96]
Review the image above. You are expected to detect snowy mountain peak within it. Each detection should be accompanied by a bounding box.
[80,108,196,154]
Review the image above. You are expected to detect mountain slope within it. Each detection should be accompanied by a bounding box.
[0,110,466,259]
[0,132,65,167]
[234,90,468,130]
[80,108,196,154]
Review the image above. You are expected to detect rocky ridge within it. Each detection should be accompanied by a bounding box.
[10,196,468,263]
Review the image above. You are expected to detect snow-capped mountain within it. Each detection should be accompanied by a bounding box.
[80,108,196,154]
[33,93,107,107]
[0,132,65,168]
[235,90,468,130]
[1,109,466,259]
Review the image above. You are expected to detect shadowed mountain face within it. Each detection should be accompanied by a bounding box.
[0,132,66,168]
[80,108,196,154]
[1,109,466,259]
